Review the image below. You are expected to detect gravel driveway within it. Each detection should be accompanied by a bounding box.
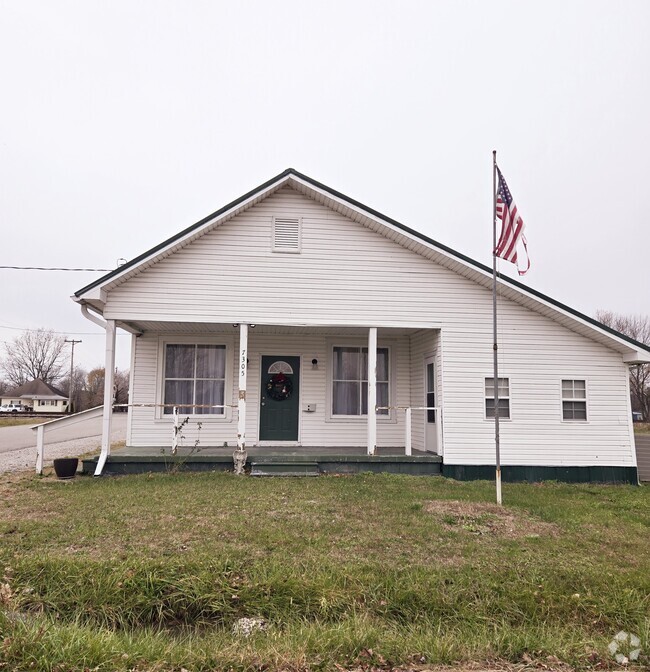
[0,414,127,474]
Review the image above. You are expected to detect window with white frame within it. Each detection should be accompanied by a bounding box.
[163,344,226,415]
[332,346,389,416]
[485,377,510,419]
[562,379,587,420]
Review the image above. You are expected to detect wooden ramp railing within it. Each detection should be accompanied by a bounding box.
[31,406,104,474]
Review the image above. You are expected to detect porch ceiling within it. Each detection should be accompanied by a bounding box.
[118,320,430,337]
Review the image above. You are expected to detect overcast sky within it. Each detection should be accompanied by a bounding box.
[1,0,648,374]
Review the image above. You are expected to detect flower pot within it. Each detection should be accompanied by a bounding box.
[53,458,79,479]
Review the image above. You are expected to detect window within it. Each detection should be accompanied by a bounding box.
[332,346,389,416]
[562,379,587,420]
[163,344,226,415]
[485,377,510,419]
[426,361,436,423]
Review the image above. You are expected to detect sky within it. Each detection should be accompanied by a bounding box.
[1,0,649,374]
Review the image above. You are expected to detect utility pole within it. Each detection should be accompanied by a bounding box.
[64,339,82,413]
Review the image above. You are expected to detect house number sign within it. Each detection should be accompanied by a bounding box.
[240,349,247,377]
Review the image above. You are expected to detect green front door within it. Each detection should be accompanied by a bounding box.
[259,356,300,442]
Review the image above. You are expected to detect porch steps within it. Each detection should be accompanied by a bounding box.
[250,460,320,477]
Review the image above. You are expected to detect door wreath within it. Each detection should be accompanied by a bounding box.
[266,372,293,401]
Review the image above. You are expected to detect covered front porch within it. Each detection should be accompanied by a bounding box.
[93,318,443,476]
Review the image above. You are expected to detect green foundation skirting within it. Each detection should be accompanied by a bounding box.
[442,464,639,484]
[81,455,638,483]
[82,454,443,477]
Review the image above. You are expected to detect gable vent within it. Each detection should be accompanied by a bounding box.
[272,216,301,253]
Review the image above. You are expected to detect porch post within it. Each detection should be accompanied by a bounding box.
[95,319,116,476]
[367,327,377,456]
[234,323,248,474]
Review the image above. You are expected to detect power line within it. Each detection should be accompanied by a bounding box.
[0,265,113,272]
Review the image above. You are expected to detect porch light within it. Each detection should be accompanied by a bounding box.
[311,358,318,370]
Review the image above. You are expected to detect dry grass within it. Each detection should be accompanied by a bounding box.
[425,500,560,539]
[0,417,37,428]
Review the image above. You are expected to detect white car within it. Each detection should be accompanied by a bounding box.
[0,403,28,413]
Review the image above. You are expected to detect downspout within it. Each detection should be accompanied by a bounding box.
[79,303,114,476]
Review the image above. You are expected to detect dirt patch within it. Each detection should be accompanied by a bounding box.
[425,500,559,539]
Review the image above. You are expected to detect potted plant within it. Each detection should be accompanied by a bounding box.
[53,457,79,479]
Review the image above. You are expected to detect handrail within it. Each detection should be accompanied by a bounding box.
[32,406,104,474]
[403,406,442,456]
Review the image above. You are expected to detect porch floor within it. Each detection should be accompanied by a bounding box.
[82,445,442,476]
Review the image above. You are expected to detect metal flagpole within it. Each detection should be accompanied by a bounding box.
[492,150,502,505]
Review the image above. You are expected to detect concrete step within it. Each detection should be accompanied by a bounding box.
[250,460,320,477]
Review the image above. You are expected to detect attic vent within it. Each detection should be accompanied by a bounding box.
[272,216,301,253]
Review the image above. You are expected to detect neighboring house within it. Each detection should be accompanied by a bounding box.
[74,169,650,481]
[1,379,68,413]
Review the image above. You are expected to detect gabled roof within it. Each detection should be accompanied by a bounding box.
[74,168,650,362]
[5,379,68,399]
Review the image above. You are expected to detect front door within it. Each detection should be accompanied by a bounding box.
[424,356,437,453]
[259,355,300,442]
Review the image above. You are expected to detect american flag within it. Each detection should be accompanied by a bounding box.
[495,167,530,275]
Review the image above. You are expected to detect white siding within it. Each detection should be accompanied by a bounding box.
[128,331,411,449]
[442,302,634,467]
[104,186,447,326]
[118,186,635,466]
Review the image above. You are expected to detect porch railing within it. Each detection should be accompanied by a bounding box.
[377,406,442,456]
[33,402,441,473]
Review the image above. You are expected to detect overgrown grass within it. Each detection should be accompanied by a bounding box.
[0,472,648,671]
[635,422,650,434]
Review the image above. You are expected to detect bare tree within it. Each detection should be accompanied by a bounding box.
[596,310,650,421]
[86,367,105,408]
[84,367,130,410]
[114,369,130,409]
[1,328,68,387]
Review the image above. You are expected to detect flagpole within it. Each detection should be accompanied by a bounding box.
[492,150,502,505]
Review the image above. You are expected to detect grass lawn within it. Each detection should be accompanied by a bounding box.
[0,472,648,671]
[0,417,37,428]
[635,422,650,434]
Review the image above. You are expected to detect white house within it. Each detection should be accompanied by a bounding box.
[73,169,650,481]
[1,379,68,413]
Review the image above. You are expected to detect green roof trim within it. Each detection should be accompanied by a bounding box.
[74,168,650,355]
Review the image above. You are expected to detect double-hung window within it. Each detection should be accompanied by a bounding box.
[332,346,389,416]
[163,344,226,415]
[562,379,587,420]
[485,377,510,419]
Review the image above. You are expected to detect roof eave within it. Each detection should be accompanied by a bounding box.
[74,168,297,299]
